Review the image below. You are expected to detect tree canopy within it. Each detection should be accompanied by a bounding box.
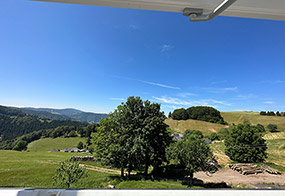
[166,130,215,181]
[224,123,267,163]
[171,106,226,124]
[94,96,172,177]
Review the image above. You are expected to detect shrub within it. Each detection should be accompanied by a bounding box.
[12,140,27,151]
[53,160,88,188]
[267,124,278,132]
[208,132,219,141]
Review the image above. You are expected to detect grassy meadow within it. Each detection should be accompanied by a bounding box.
[0,150,118,188]
[164,118,227,136]
[210,138,285,170]
[0,138,194,189]
[221,111,285,131]
[27,137,86,152]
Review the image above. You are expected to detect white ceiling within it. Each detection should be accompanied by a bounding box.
[32,0,285,21]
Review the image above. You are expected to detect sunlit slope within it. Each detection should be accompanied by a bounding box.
[27,137,86,152]
[221,111,285,131]
[165,118,227,136]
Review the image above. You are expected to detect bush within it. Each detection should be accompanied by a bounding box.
[53,160,88,188]
[225,123,267,163]
[267,124,278,132]
[217,128,229,140]
[77,141,84,149]
[208,132,219,141]
[12,140,27,151]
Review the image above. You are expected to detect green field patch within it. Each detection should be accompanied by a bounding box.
[27,137,86,152]
[115,179,194,189]
[165,119,227,136]
[221,112,285,131]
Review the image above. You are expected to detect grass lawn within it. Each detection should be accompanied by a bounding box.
[0,150,201,189]
[116,180,194,189]
[27,137,86,152]
[0,150,117,188]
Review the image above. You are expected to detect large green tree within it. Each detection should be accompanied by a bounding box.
[166,130,215,182]
[94,96,172,177]
[225,123,267,163]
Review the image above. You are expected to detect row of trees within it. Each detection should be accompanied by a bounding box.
[171,106,226,124]
[1,123,98,150]
[260,111,285,116]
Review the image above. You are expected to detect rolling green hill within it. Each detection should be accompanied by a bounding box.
[221,111,285,131]
[166,111,285,135]
[27,137,86,152]
[165,118,228,136]
[16,107,108,123]
[0,105,88,141]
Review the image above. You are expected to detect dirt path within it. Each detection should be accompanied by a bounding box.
[79,164,135,175]
[213,153,229,158]
[194,168,285,188]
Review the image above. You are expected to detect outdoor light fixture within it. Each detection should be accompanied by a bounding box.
[183,0,237,21]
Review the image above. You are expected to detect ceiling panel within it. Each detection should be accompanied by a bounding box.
[31,0,285,21]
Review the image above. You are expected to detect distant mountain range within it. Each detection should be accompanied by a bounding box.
[0,105,89,141]
[10,106,108,123]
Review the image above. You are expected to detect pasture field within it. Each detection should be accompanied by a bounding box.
[210,139,285,170]
[0,137,194,189]
[27,137,86,152]
[165,118,227,136]
[0,150,117,188]
[221,112,285,131]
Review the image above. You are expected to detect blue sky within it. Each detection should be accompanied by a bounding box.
[0,0,285,114]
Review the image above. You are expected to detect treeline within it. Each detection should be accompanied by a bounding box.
[260,111,285,117]
[0,105,88,141]
[0,123,98,150]
[171,106,226,124]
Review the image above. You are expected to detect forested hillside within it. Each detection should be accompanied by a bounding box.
[0,105,88,141]
[14,107,108,123]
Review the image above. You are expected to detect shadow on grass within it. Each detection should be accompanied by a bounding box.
[107,164,231,189]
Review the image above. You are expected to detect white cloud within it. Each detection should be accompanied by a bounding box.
[202,86,238,93]
[112,75,180,90]
[178,92,197,98]
[264,101,274,104]
[153,96,231,107]
[109,98,125,101]
[235,94,257,100]
[141,80,180,90]
[160,44,173,52]
[163,105,180,109]
[129,24,140,30]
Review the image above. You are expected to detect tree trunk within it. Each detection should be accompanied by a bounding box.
[121,168,124,177]
[144,163,149,175]
[144,150,149,175]
[189,172,194,186]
